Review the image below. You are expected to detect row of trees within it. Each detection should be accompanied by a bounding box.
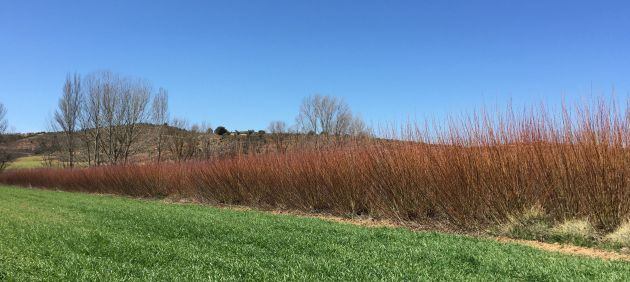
[53,71,162,167]
[3,74,373,171]
[51,71,260,167]
[47,72,369,167]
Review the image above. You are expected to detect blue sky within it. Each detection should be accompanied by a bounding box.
[1,1,629,133]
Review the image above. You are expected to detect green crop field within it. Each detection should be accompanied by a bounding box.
[0,186,628,281]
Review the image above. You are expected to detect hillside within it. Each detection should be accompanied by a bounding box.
[0,124,241,163]
[0,125,364,168]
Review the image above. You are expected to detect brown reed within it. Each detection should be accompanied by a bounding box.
[2,98,629,231]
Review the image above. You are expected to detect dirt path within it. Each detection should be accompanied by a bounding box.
[495,237,630,261]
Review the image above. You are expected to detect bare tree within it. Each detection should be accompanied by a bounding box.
[119,77,151,163]
[79,71,152,165]
[80,73,105,165]
[167,118,197,162]
[0,102,13,171]
[296,94,366,136]
[54,73,82,167]
[267,120,288,153]
[151,88,169,162]
[38,124,61,168]
[0,102,7,134]
[99,71,122,164]
[296,95,320,133]
[198,121,215,159]
[348,115,371,137]
[267,120,287,134]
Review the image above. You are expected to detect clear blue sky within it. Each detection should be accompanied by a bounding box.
[1,1,629,133]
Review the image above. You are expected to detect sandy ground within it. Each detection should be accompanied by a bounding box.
[495,237,630,261]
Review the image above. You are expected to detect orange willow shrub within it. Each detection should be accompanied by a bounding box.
[1,99,629,230]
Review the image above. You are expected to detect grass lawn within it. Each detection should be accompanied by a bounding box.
[5,156,49,170]
[0,186,628,280]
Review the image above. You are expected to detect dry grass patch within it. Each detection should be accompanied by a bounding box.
[498,205,551,241]
[550,219,598,246]
[497,207,599,247]
[606,220,630,248]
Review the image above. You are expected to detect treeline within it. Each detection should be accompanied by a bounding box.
[48,71,370,167]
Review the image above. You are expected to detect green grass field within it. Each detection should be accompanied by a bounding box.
[0,186,628,280]
[5,156,53,170]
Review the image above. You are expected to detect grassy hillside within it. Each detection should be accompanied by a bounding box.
[5,156,51,170]
[0,186,628,280]
[0,125,326,166]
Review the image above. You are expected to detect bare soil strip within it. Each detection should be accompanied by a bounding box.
[495,237,630,261]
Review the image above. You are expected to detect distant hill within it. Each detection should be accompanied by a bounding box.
[1,124,367,168]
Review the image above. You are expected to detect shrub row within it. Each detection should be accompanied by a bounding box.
[2,100,629,231]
